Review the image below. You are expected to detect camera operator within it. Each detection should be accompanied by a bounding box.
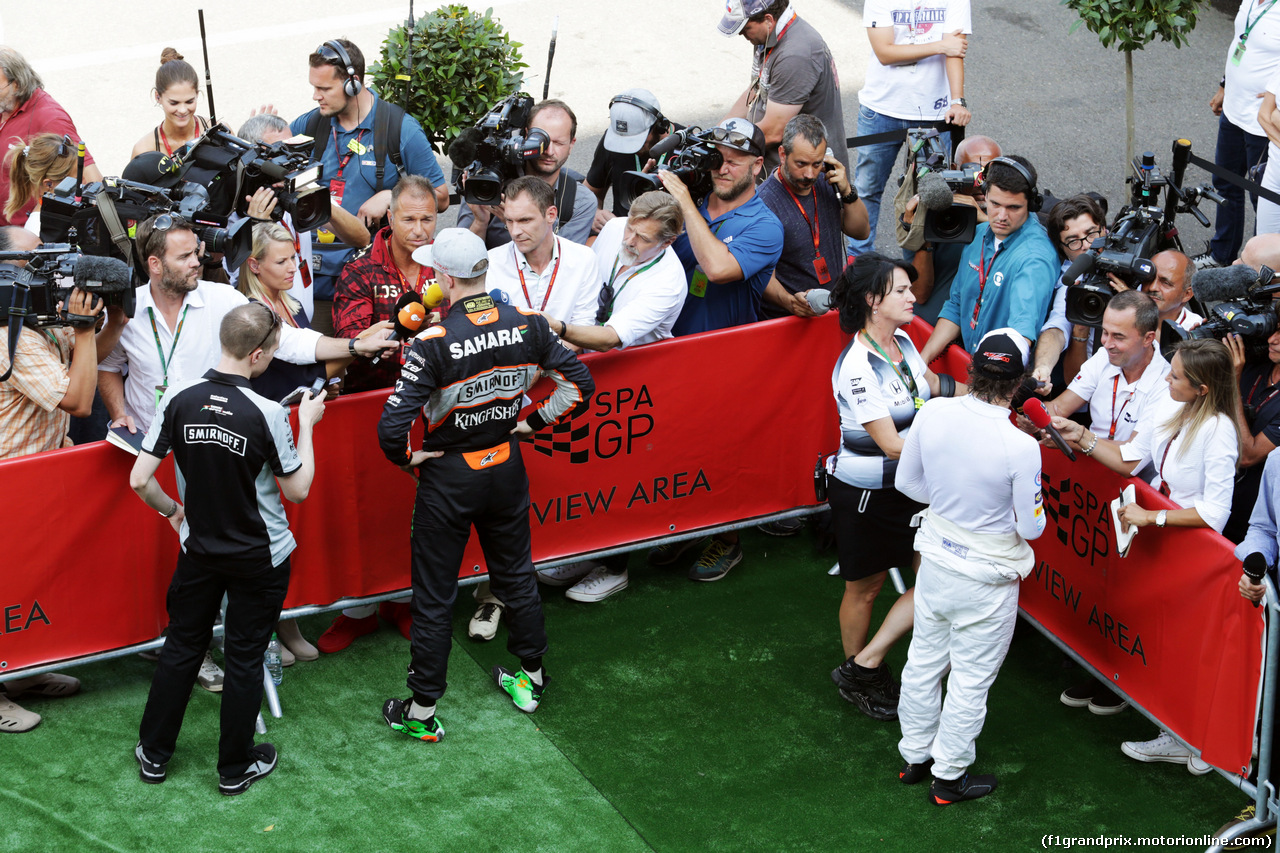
[1222,318,1280,542]
[756,115,869,319]
[131,303,326,795]
[457,99,598,249]
[918,156,1058,365]
[0,47,102,228]
[228,113,371,321]
[99,214,396,436]
[894,329,1044,805]
[290,39,448,335]
[584,89,671,232]
[648,118,783,582]
[902,135,1001,326]
[534,192,688,603]
[849,0,972,256]
[719,0,849,177]
[1195,1,1280,270]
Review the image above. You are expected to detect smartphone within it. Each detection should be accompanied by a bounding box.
[280,377,327,407]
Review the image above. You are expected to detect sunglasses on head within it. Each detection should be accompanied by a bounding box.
[251,300,281,354]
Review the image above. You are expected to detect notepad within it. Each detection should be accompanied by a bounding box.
[1111,484,1138,558]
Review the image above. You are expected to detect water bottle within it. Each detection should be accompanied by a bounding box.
[265,633,283,686]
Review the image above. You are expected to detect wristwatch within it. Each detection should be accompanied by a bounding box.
[348,338,358,358]
[160,501,179,519]
[950,96,968,108]
[1155,509,1168,528]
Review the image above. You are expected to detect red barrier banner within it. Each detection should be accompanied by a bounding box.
[0,314,845,674]
[903,322,1263,773]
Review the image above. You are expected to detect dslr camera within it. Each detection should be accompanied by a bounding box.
[448,94,551,206]
[617,127,721,209]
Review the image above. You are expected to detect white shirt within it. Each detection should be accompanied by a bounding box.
[486,236,600,327]
[1228,0,1280,136]
[1119,389,1239,532]
[1066,347,1170,443]
[1175,304,1204,331]
[590,217,687,348]
[100,280,322,431]
[858,0,972,120]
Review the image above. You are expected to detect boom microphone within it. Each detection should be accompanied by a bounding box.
[1244,551,1269,608]
[1191,264,1260,305]
[805,289,832,314]
[1023,398,1076,461]
[917,172,954,212]
[1062,251,1096,287]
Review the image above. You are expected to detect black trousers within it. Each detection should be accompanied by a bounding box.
[407,440,548,703]
[138,551,289,778]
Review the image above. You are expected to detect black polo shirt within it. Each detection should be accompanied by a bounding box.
[1225,362,1280,542]
[142,369,301,572]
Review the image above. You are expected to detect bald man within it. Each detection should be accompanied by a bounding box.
[906,135,1003,326]
[1143,251,1202,330]
[1238,233,1280,271]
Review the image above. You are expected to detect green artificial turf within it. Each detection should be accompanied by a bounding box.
[3,528,1246,852]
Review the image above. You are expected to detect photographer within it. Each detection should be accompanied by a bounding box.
[584,89,671,231]
[0,47,102,228]
[918,156,1058,365]
[719,0,849,177]
[903,135,1001,326]
[290,39,447,335]
[457,99,598,249]
[647,118,782,582]
[1223,321,1280,542]
[131,303,326,795]
[756,115,868,319]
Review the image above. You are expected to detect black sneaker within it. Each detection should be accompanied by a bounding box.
[756,518,804,536]
[929,772,998,806]
[837,683,898,721]
[899,758,934,785]
[218,743,278,796]
[382,697,445,741]
[833,659,899,705]
[135,741,166,784]
[647,537,704,567]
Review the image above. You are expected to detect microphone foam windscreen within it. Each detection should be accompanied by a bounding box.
[917,172,955,212]
[1023,397,1052,430]
[447,127,486,169]
[1192,264,1259,304]
[72,255,132,292]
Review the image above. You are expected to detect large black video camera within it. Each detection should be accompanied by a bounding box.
[617,127,721,209]
[1063,142,1222,327]
[906,128,982,245]
[40,125,330,274]
[1164,265,1280,361]
[0,246,133,329]
[448,94,550,206]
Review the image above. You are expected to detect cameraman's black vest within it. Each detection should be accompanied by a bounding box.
[305,98,406,194]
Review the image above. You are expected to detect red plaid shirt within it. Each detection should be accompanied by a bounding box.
[334,227,442,393]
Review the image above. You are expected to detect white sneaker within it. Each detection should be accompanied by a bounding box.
[566,568,629,603]
[1121,731,1191,765]
[1187,755,1214,776]
[197,651,224,693]
[468,601,504,642]
[537,561,596,587]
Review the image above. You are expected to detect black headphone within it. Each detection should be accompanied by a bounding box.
[609,93,669,137]
[983,156,1043,212]
[319,40,362,97]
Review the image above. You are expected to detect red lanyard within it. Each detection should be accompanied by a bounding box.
[1247,370,1280,413]
[759,17,796,75]
[515,239,562,312]
[1157,428,1181,497]
[779,168,821,255]
[395,263,431,296]
[332,128,366,177]
[291,226,313,288]
[158,125,179,157]
[970,239,1001,329]
[1108,374,1133,440]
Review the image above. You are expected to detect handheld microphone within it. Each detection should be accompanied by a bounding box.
[1191,264,1259,305]
[1010,375,1046,411]
[805,289,832,315]
[372,291,428,365]
[917,172,955,212]
[1243,551,1269,608]
[488,288,511,305]
[1023,398,1076,461]
[1061,252,1096,287]
[422,281,444,309]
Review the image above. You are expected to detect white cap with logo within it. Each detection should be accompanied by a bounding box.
[412,228,489,279]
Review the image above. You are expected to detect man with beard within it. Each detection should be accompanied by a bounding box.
[99,214,396,436]
[646,118,783,583]
[456,99,598,249]
[756,114,869,319]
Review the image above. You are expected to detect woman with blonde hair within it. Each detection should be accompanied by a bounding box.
[130,48,209,160]
[4,132,75,237]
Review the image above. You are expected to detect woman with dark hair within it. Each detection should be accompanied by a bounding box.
[130,48,209,160]
[827,251,963,721]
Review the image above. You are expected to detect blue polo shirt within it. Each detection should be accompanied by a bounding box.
[291,95,446,301]
[671,193,783,336]
[939,215,1058,352]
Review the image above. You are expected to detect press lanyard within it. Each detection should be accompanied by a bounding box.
[1243,0,1277,44]
[395,263,431,297]
[332,128,366,177]
[780,168,821,253]
[758,17,796,78]
[862,331,923,409]
[970,238,1002,330]
[1107,374,1133,440]
[1247,370,1280,415]
[148,306,189,386]
[605,254,662,308]
[515,238,562,312]
[1157,428,1181,497]
[291,225,312,289]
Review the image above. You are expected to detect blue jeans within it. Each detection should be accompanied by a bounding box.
[849,106,915,256]
[1209,112,1269,264]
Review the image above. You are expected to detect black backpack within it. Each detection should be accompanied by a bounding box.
[305,98,406,194]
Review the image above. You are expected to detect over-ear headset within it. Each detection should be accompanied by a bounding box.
[609,93,669,136]
[983,156,1042,212]
[318,40,362,97]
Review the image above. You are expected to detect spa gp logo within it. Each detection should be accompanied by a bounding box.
[531,385,656,465]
